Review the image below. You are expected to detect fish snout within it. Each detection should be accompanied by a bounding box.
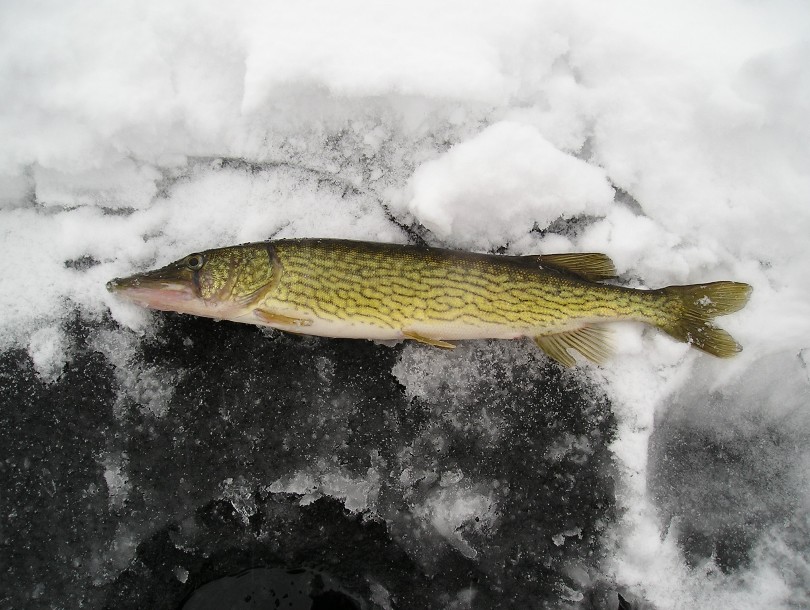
[106,277,142,292]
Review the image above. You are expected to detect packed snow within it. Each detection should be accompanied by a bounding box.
[1,0,809,607]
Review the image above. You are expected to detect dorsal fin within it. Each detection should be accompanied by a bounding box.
[517,253,617,281]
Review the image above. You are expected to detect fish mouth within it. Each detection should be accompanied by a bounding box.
[107,273,196,312]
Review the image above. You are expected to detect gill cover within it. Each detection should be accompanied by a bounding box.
[193,243,278,304]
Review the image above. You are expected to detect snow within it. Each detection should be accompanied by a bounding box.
[402,121,614,248]
[1,0,809,607]
[27,325,69,383]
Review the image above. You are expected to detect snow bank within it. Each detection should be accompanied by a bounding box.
[402,121,614,248]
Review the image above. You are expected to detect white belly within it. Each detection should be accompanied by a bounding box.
[240,310,527,342]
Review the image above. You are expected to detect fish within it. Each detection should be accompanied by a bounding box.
[106,238,752,367]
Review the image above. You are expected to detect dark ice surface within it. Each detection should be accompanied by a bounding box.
[648,353,810,606]
[1,311,624,609]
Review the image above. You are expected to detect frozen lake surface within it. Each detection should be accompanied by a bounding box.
[1,1,809,608]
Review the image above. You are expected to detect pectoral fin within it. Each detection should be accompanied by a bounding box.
[254,308,313,327]
[533,325,612,367]
[403,331,456,349]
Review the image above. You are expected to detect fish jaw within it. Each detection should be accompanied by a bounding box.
[106,274,197,312]
[106,270,242,320]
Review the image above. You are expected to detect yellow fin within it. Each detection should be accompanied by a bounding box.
[524,253,617,281]
[533,325,612,367]
[254,308,313,327]
[403,331,456,349]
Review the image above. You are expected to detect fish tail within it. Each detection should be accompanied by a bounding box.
[656,281,752,357]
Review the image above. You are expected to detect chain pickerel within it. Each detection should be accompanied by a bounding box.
[106,238,751,366]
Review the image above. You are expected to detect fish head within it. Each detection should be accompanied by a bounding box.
[106,244,278,319]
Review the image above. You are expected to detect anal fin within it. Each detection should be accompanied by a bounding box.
[533,325,612,367]
[403,331,456,349]
[254,308,313,327]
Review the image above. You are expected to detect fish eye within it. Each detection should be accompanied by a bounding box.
[186,254,204,270]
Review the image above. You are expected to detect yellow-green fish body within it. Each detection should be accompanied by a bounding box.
[107,238,752,366]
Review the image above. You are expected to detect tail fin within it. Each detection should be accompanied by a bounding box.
[657,282,752,357]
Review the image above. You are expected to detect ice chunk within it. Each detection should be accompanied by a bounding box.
[219,477,257,526]
[417,482,497,558]
[268,460,381,513]
[404,121,614,248]
[27,325,69,383]
[101,451,131,509]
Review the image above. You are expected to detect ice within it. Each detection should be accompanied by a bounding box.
[174,567,189,584]
[369,582,394,610]
[2,0,810,607]
[267,462,382,513]
[101,452,131,509]
[27,325,69,383]
[417,476,497,558]
[90,328,178,418]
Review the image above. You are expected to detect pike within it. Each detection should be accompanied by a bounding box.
[106,239,751,367]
